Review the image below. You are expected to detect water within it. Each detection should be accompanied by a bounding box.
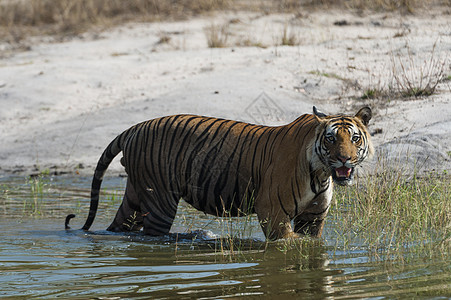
[0,176,449,298]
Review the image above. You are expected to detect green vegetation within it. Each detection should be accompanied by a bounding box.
[0,176,124,220]
[0,169,448,265]
[211,214,259,259]
[331,170,450,263]
[360,87,389,100]
[175,167,449,264]
[308,70,350,82]
[177,195,264,260]
[24,174,50,216]
[102,188,123,218]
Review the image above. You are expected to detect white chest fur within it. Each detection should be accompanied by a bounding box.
[296,176,333,216]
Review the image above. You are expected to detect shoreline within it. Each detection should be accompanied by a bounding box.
[0,9,450,177]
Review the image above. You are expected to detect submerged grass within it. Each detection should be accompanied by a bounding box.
[0,176,124,222]
[331,170,450,263]
[24,174,50,216]
[0,169,449,265]
[175,167,449,265]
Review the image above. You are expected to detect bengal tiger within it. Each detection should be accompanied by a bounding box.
[65,106,373,240]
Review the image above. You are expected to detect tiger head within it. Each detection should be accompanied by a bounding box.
[313,106,374,186]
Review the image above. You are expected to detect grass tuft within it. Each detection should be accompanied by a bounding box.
[280,24,299,46]
[390,42,447,99]
[361,88,382,99]
[24,174,50,216]
[331,169,450,263]
[204,23,229,48]
[359,41,448,101]
[175,166,449,265]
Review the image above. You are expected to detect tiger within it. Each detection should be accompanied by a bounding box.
[65,106,373,240]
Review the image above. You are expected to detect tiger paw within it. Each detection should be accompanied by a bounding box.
[281,231,302,240]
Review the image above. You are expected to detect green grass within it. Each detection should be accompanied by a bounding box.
[220,169,449,264]
[361,88,388,100]
[308,70,350,82]
[1,169,449,265]
[331,170,450,263]
[24,175,50,216]
[175,166,450,265]
[0,176,121,221]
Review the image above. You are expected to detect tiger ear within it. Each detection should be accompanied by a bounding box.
[313,106,327,120]
[355,106,372,126]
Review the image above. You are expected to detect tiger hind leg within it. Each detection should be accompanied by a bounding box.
[140,191,179,236]
[107,178,143,232]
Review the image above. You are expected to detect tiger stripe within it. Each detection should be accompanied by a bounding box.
[66,106,373,240]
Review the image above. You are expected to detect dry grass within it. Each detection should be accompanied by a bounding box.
[279,24,299,46]
[358,40,449,101]
[348,0,423,13]
[1,0,449,45]
[205,23,229,48]
[0,0,228,42]
[279,0,449,13]
[390,42,448,98]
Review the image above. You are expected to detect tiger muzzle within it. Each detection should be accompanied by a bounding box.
[331,166,354,185]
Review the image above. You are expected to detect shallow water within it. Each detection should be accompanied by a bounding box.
[0,176,449,298]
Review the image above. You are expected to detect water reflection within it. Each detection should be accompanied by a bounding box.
[0,176,449,298]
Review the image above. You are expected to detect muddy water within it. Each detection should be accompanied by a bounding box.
[0,176,449,298]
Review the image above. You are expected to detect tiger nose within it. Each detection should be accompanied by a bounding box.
[338,155,350,163]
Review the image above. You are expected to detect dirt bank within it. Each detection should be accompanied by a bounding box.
[0,9,449,176]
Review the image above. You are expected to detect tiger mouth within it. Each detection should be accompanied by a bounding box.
[332,166,354,185]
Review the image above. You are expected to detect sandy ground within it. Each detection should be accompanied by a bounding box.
[0,9,450,177]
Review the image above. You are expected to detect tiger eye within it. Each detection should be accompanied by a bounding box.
[326,135,335,143]
[352,135,360,142]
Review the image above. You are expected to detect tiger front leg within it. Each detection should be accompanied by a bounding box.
[293,215,325,238]
[107,178,143,232]
[257,213,300,240]
[254,197,299,240]
[293,201,330,238]
[294,182,332,238]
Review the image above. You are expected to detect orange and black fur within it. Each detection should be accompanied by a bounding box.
[66,107,373,240]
